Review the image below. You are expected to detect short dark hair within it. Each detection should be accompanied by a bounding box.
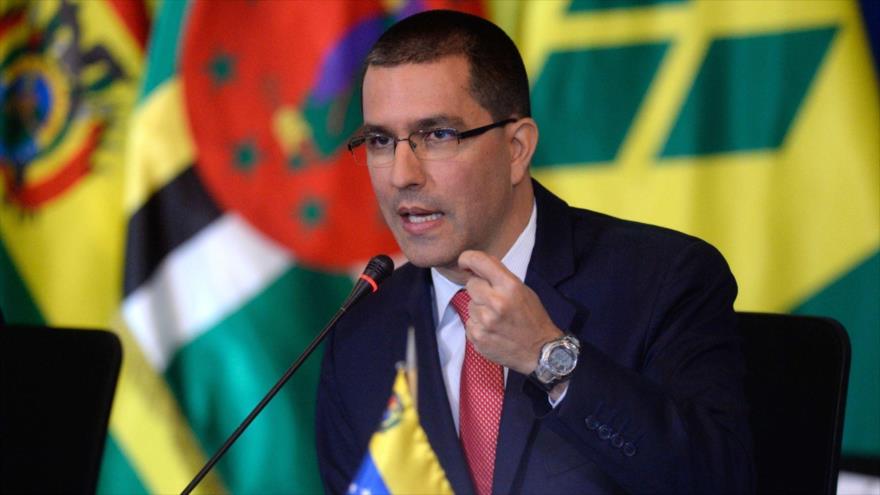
[365,9,531,120]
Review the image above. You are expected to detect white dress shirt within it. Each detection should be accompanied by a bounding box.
[431,203,537,433]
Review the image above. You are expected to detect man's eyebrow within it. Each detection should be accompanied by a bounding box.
[359,124,392,135]
[358,115,467,136]
[414,115,466,130]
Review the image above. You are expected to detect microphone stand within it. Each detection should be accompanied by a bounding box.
[181,255,393,495]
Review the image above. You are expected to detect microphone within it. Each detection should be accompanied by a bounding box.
[341,254,394,310]
[181,255,394,495]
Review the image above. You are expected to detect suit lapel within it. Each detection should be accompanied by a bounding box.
[405,268,476,494]
[529,180,577,286]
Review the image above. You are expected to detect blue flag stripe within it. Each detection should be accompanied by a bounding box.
[349,454,390,495]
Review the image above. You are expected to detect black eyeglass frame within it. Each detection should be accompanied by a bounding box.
[347,118,518,164]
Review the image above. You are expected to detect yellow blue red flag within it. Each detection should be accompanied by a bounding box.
[349,368,453,495]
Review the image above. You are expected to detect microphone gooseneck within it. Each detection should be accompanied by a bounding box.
[181,255,395,495]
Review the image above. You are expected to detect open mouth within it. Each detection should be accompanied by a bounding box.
[406,212,443,224]
[398,206,444,228]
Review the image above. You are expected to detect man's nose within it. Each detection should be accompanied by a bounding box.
[389,139,426,189]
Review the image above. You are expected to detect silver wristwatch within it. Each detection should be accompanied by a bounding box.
[529,334,581,392]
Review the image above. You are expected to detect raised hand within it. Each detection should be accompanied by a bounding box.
[457,249,564,375]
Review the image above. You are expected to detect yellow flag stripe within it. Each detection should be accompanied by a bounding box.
[109,316,226,494]
[124,78,196,215]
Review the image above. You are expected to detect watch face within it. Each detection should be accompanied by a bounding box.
[547,346,575,374]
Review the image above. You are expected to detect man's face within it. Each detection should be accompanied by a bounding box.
[362,55,524,274]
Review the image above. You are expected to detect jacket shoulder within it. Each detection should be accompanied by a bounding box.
[568,206,726,263]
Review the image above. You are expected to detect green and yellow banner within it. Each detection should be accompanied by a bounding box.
[495,0,878,458]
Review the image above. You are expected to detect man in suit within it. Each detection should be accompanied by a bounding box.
[316,10,753,494]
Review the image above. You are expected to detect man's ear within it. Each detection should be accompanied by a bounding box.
[508,117,538,185]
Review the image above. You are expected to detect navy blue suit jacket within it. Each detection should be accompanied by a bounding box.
[316,181,754,494]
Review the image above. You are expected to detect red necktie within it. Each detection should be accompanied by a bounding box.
[451,289,504,495]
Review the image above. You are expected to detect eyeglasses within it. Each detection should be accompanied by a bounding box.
[347,118,517,167]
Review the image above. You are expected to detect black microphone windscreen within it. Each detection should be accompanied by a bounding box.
[363,254,394,286]
[340,254,395,310]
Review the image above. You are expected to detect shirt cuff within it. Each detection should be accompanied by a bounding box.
[547,382,569,408]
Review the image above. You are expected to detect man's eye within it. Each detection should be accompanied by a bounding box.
[365,135,393,148]
[424,129,457,142]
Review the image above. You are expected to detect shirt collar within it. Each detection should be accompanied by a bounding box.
[431,201,537,325]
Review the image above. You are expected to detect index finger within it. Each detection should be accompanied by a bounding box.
[458,250,518,289]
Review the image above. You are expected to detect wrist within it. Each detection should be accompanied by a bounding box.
[528,333,581,393]
[518,326,564,375]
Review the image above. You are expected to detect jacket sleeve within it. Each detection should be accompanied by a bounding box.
[528,239,754,494]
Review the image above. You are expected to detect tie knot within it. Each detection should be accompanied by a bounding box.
[451,289,471,323]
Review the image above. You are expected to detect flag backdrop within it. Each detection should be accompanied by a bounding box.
[0,1,877,493]
[115,0,473,493]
